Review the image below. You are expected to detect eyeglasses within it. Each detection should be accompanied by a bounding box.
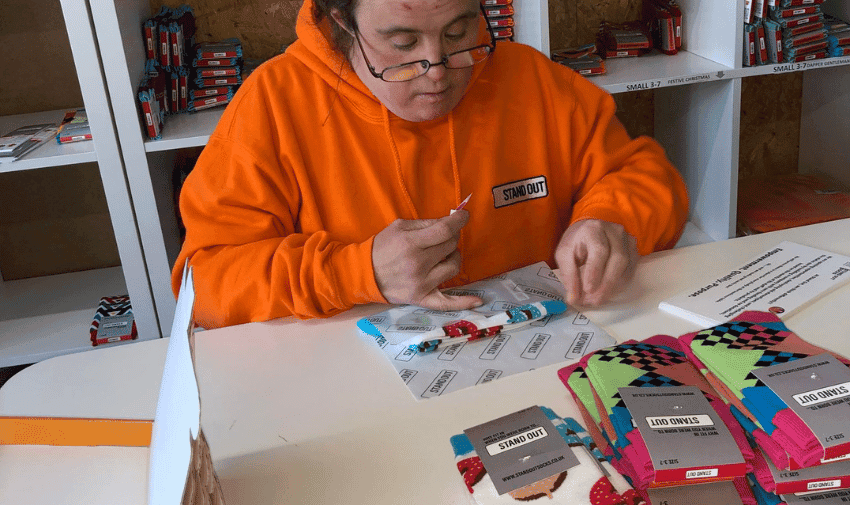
[353,4,497,83]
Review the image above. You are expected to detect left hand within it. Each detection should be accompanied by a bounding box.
[555,219,638,307]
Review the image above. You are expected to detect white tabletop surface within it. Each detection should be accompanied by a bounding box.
[1,219,849,505]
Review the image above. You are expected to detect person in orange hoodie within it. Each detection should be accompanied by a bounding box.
[172,0,689,329]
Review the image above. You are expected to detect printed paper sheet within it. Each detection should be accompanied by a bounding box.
[357,262,615,400]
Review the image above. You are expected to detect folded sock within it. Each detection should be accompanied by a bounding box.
[748,472,850,505]
[559,363,643,486]
[579,336,754,488]
[449,409,645,504]
[682,311,850,465]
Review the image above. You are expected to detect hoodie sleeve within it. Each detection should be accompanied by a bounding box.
[171,85,387,328]
[564,72,689,255]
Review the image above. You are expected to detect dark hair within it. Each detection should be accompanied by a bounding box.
[312,0,359,56]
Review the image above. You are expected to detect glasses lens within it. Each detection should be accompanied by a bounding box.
[383,61,429,82]
[445,46,491,69]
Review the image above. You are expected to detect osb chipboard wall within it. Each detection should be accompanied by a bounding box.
[0,0,84,116]
[150,0,302,60]
[739,72,804,180]
[1,0,117,279]
[0,165,121,280]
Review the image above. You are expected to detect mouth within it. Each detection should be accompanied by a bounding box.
[416,88,450,103]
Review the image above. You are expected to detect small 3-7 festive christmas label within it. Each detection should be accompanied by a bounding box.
[464,406,579,495]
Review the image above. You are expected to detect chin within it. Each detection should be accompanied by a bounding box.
[394,97,461,122]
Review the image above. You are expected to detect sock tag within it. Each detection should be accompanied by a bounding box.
[752,353,850,456]
[647,480,743,505]
[463,406,580,495]
[619,386,747,486]
[782,487,850,503]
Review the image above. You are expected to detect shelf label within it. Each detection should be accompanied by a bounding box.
[610,72,720,94]
[771,56,850,74]
[625,80,663,92]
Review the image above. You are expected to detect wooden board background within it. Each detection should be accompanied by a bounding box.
[0,0,809,278]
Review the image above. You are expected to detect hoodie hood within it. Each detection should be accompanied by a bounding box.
[286,0,490,123]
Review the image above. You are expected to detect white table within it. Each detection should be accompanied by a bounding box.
[1,219,849,504]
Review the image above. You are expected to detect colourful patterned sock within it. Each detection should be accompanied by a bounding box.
[580,336,754,488]
[559,363,621,460]
[449,409,646,504]
[543,409,643,504]
[748,474,784,505]
[558,363,646,487]
[682,311,850,466]
[678,330,811,470]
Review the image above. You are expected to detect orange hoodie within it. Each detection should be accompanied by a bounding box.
[172,0,688,328]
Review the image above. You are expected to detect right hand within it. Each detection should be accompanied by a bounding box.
[372,209,483,311]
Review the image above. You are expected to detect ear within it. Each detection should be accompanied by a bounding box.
[330,8,354,36]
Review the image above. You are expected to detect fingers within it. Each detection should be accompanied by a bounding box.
[556,220,638,307]
[372,211,473,306]
[404,209,469,249]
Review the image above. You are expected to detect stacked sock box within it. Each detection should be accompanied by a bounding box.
[481,0,514,42]
[138,4,197,138]
[597,20,653,59]
[825,14,850,57]
[189,39,243,112]
[772,1,827,63]
[744,0,829,65]
[643,0,683,55]
[550,43,606,76]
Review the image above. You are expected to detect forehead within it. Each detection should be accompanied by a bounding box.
[354,0,478,30]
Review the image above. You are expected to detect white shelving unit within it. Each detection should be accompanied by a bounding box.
[83,0,850,337]
[0,0,158,368]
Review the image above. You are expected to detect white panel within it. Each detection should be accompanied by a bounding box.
[58,0,159,339]
[90,0,177,336]
[514,0,548,55]
[655,79,741,241]
[675,0,742,68]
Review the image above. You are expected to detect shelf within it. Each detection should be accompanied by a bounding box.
[592,50,733,95]
[0,266,153,368]
[0,109,97,173]
[144,107,225,152]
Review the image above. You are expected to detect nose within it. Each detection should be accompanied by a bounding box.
[425,59,448,80]
[421,39,449,80]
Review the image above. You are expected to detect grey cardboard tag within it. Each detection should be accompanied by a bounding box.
[463,406,579,496]
[767,444,850,495]
[619,386,745,483]
[751,354,850,451]
[647,480,743,505]
[97,313,135,338]
[782,488,850,504]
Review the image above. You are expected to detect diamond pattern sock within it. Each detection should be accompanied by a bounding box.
[681,311,850,467]
[577,335,754,488]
